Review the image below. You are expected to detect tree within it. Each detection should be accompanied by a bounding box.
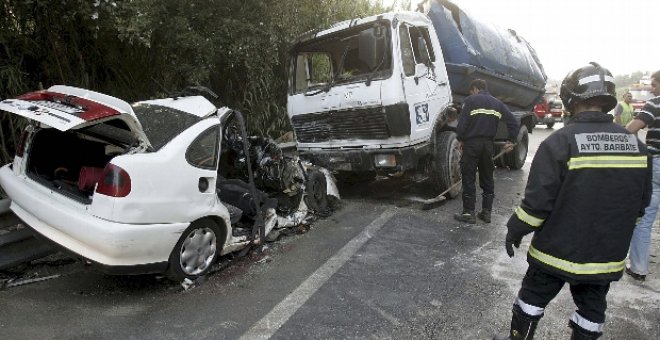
[0,0,383,166]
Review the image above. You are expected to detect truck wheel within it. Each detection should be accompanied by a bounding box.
[503,126,529,170]
[546,122,555,129]
[167,220,221,281]
[431,131,461,198]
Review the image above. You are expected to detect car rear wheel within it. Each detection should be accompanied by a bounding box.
[546,122,555,129]
[167,220,220,281]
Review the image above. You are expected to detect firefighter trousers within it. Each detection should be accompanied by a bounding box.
[517,266,610,332]
[460,137,494,212]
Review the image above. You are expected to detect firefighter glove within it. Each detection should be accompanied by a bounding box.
[505,233,521,257]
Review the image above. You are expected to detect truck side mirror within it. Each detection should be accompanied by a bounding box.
[359,25,386,71]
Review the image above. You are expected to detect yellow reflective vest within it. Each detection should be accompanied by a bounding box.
[616,101,634,127]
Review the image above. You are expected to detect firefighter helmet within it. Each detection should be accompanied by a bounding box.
[560,62,617,113]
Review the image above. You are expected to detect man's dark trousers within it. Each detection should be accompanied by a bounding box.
[460,137,495,213]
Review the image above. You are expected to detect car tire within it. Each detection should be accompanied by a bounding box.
[546,122,555,129]
[431,131,461,198]
[167,220,221,281]
[503,125,529,170]
[305,170,330,214]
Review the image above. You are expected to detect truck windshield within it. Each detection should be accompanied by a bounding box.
[290,22,392,93]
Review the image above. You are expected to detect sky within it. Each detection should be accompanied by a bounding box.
[378,0,659,82]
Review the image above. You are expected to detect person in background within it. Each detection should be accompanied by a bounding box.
[614,91,634,127]
[494,62,651,340]
[625,70,660,281]
[454,79,517,224]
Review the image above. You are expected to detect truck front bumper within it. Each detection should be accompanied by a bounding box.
[298,142,431,174]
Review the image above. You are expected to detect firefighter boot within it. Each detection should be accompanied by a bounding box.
[569,320,602,340]
[478,194,494,223]
[455,194,476,223]
[493,304,542,340]
[454,211,476,223]
[477,210,491,223]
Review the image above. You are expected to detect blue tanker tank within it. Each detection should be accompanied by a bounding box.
[428,0,547,112]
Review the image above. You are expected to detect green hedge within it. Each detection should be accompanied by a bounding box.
[0,0,383,166]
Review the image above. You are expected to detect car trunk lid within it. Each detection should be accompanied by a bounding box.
[0,85,152,149]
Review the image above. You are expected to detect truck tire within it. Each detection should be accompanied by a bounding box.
[431,131,461,198]
[503,125,529,170]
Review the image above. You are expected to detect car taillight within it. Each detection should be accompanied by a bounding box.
[15,129,29,157]
[95,164,131,197]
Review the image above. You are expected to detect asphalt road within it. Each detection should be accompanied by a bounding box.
[0,123,658,339]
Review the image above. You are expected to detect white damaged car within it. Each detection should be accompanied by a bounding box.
[0,86,339,280]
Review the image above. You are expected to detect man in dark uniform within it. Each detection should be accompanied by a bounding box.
[494,62,652,340]
[454,79,517,223]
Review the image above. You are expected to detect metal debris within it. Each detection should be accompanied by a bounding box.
[1,274,60,290]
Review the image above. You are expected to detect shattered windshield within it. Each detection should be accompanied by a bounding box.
[132,103,202,150]
[291,21,392,93]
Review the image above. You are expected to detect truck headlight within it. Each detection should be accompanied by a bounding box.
[374,154,396,167]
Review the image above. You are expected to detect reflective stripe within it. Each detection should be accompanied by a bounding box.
[578,74,615,85]
[570,312,604,333]
[528,245,625,275]
[469,108,501,118]
[567,155,647,170]
[515,297,544,317]
[515,206,544,227]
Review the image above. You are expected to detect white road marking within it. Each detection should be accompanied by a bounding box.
[238,209,396,340]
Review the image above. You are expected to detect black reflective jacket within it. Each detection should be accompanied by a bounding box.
[456,90,518,142]
[507,111,652,282]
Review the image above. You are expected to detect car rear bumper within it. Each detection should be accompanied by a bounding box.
[0,164,188,269]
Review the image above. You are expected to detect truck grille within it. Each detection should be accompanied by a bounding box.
[291,108,390,143]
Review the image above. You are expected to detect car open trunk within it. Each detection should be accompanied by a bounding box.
[0,86,153,204]
[26,128,125,204]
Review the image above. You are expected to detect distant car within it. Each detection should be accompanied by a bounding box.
[534,96,563,128]
[0,86,338,281]
[546,99,564,128]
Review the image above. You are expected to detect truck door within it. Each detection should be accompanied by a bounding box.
[398,24,450,142]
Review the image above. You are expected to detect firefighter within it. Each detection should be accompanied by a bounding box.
[494,62,652,340]
[454,79,517,224]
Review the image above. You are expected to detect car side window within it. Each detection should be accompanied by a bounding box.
[399,25,415,77]
[186,125,220,170]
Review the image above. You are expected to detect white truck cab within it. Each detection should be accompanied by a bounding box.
[287,6,539,196]
[287,12,461,194]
